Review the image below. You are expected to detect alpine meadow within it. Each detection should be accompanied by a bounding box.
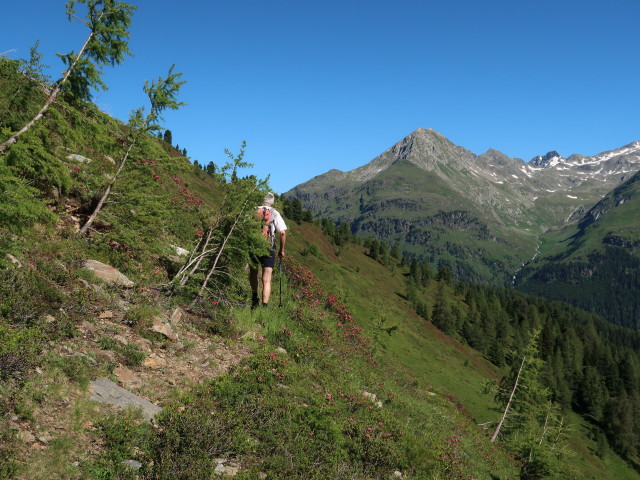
[2,2,640,480]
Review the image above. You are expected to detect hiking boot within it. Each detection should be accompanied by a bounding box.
[251,294,260,310]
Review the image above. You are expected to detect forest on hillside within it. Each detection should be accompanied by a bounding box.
[517,247,640,329]
[298,202,640,466]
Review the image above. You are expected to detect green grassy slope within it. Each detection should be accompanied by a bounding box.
[285,222,640,480]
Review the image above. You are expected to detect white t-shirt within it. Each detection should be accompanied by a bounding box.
[257,205,287,240]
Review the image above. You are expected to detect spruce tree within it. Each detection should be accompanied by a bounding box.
[491,331,571,479]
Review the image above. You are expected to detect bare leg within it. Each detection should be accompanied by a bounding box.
[249,266,260,307]
[262,267,273,304]
[249,266,259,293]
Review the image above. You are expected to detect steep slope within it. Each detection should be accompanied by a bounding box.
[1,60,524,479]
[516,170,640,328]
[286,220,640,479]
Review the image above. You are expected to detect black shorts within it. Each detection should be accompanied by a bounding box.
[252,248,276,268]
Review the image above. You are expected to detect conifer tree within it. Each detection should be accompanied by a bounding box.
[301,209,313,223]
[205,161,217,177]
[0,0,135,153]
[170,141,269,304]
[490,331,571,479]
[432,282,454,334]
[290,197,303,223]
[80,65,185,234]
[410,257,421,287]
[369,239,380,260]
[390,242,401,260]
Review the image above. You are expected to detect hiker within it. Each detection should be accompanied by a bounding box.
[250,192,287,308]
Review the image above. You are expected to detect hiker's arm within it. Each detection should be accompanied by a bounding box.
[278,231,286,257]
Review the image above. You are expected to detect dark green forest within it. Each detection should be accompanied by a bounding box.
[517,247,640,329]
[406,262,640,464]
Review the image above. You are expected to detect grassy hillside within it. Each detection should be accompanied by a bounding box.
[286,221,640,480]
[1,57,520,478]
[2,54,639,480]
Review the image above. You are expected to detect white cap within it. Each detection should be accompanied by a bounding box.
[263,192,275,205]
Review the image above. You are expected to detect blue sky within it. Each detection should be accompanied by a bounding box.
[4,0,640,193]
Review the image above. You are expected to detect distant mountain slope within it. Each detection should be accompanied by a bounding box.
[516,170,640,328]
[286,128,640,286]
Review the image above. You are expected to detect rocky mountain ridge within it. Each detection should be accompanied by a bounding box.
[313,128,640,206]
[286,128,640,285]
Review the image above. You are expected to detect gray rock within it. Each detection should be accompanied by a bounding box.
[122,459,142,470]
[67,153,93,163]
[171,245,189,256]
[5,254,21,268]
[89,378,161,421]
[83,260,134,287]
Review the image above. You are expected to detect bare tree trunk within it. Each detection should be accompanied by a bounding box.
[173,229,209,286]
[491,354,527,443]
[79,139,135,234]
[538,411,551,446]
[0,23,98,154]
[189,184,259,306]
[170,207,224,287]
[179,220,218,286]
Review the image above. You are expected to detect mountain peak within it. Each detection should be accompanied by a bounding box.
[409,127,450,143]
[530,150,563,168]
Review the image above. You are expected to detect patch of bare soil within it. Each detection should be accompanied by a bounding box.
[8,305,252,478]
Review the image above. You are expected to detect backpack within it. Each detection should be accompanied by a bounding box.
[256,206,275,245]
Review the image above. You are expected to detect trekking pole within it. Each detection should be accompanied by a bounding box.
[278,258,283,308]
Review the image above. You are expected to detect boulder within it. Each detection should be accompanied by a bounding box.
[83,260,134,287]
[67,153,92,163]
[89,378,161,421]
[151,318,178,341]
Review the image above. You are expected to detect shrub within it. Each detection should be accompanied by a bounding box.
[0,322,42,382]
[85,410,152,480]
[0,427,21,479]
[122,304,160,328]
[48,354,93,389]
[0,267,63,326]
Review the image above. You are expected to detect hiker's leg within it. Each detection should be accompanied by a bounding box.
[249,266,259,293]
[262,267,273,304]
[260,248,277,305]
[249,266,260,307]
